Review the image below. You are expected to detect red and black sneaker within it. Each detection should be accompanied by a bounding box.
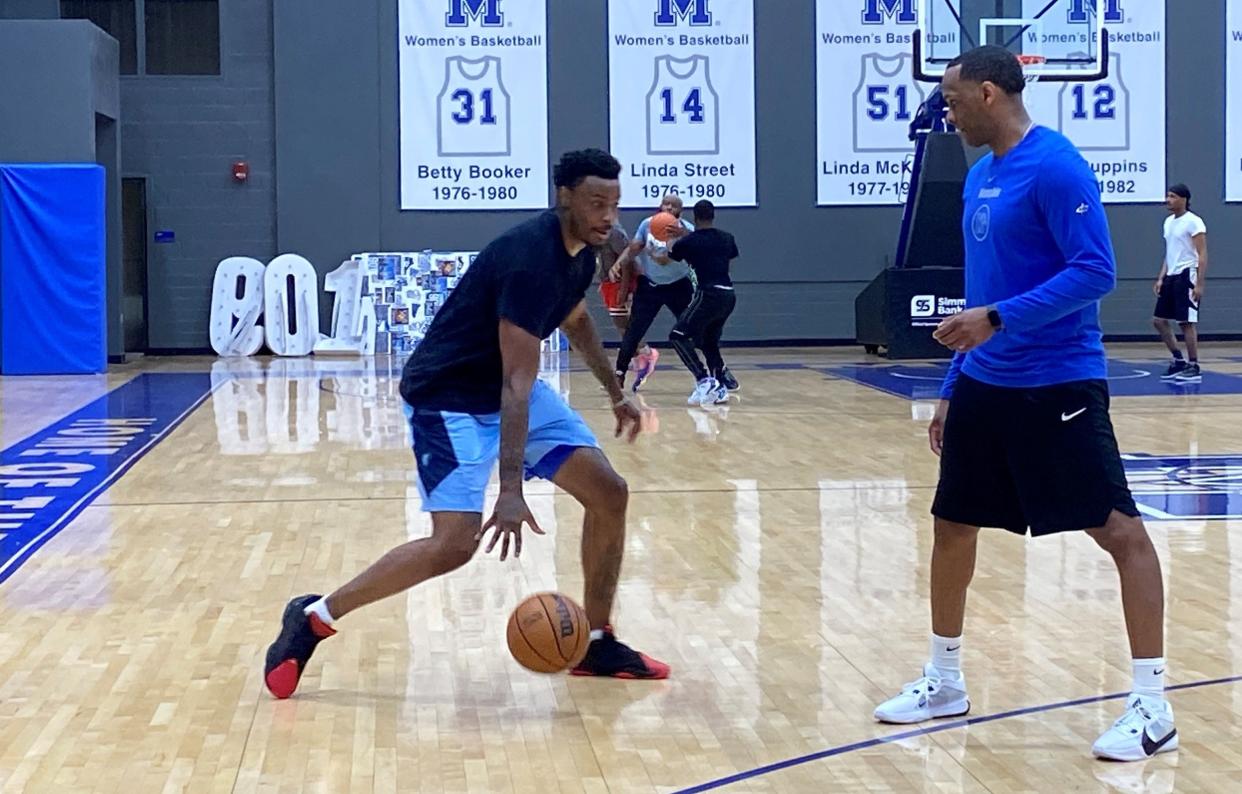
[264,594,336,699]
[570,626,670,680]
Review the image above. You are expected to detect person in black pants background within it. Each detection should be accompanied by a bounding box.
[666,200,740,406]
[612,194,695,391]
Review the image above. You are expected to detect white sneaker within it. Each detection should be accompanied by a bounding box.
[687,378,718,406]
[1092,696,1178,762]
[708,382,729,405]
[873,663,970,724]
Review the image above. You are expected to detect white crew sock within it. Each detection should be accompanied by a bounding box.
[1133,657,1166,700]
[303,597,336,628]
[931,633,963,679]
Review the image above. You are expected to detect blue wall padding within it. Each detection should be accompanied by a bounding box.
[0,164,107,375]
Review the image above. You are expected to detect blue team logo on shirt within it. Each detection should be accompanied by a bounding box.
[971,205,991,241]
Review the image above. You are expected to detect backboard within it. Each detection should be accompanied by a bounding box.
[914,0,1111,82]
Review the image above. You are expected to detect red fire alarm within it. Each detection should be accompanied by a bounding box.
[232,161,249,182]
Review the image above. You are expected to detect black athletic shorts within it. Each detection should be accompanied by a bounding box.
[1154,269,1199,323]
[931,374,1139,536]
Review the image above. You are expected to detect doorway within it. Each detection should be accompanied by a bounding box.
[121,177,149,353]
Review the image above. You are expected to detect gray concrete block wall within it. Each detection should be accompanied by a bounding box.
[273,0,1242,347]
[122,0,276,349]
[8,0,1241,349]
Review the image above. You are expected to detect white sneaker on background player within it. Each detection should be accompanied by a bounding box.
[1093,696,1178,761]
[687,377,719,406]
[873,662,970,724]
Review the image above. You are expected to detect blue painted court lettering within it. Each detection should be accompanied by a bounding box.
[1124,454,1242,520]
[0,373,212,584]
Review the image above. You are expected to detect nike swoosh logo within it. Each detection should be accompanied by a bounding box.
[1076,203,1089,214]
[1154,668,1165,676]
[1061,408,1087,422]
[1141,727,1176,756]
[946,646,961,652]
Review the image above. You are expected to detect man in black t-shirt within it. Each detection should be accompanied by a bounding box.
[666,200,740,406]
[263,151,669,698]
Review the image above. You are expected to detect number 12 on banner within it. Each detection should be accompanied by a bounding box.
[1071,85,1117,120]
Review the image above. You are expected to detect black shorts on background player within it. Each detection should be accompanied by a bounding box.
[615,276,694,376]
[1153,270,1198,324]
[932,375,1139,536]
[669,287,735,383]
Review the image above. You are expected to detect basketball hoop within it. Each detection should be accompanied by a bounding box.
[1016,54,1047,84]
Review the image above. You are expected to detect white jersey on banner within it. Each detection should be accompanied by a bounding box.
[852,53,926,154]
[1023,1,1166,202]
[1228,2,1242,202]
[816,1,922,206]
[437,56,511,157]
[646,55,720,155]
[399,0,548,210]
[1056,53,1130,152]
[608,0,756,207]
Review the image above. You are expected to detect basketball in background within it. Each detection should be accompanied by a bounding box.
[507,592,591,673]
[648,211,681,242]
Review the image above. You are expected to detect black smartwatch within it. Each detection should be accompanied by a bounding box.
[987,307,1003,330]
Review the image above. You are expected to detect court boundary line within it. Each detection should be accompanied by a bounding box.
[672,674,1242,793]
[0,375,216,585]
[86,483,943,509]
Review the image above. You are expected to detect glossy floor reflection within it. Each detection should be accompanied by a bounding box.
[1,346,1241,792]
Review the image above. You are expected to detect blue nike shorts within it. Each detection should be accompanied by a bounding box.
[406,379,599,513]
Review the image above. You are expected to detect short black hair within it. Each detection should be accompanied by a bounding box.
[693,199,715,222]
[553,148,621,189]
[947,45,1026,94]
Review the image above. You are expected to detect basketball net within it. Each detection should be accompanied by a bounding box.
[1016,54,1047,85]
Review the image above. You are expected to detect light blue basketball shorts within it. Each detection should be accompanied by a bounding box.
[405,379,599,513]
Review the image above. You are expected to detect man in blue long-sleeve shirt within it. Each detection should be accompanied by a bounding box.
[872,47,1177,762]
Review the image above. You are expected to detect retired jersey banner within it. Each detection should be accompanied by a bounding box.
[399,0,549,210]
[1227,2,1242,202]
[816,0,924,206]
[608,0,757,207]
[1024,0,1167,204]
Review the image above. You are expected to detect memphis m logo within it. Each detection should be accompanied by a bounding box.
[1068,0,1124,24]
[446,0,503,27]
[654,0,711,27]
[862,0,916,25]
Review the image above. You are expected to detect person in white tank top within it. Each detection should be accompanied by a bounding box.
[1152,184,1209,382]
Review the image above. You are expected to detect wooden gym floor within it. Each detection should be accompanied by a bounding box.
[2,345,1241,793]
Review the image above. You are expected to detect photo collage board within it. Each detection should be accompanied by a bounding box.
[354,250,477,357]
